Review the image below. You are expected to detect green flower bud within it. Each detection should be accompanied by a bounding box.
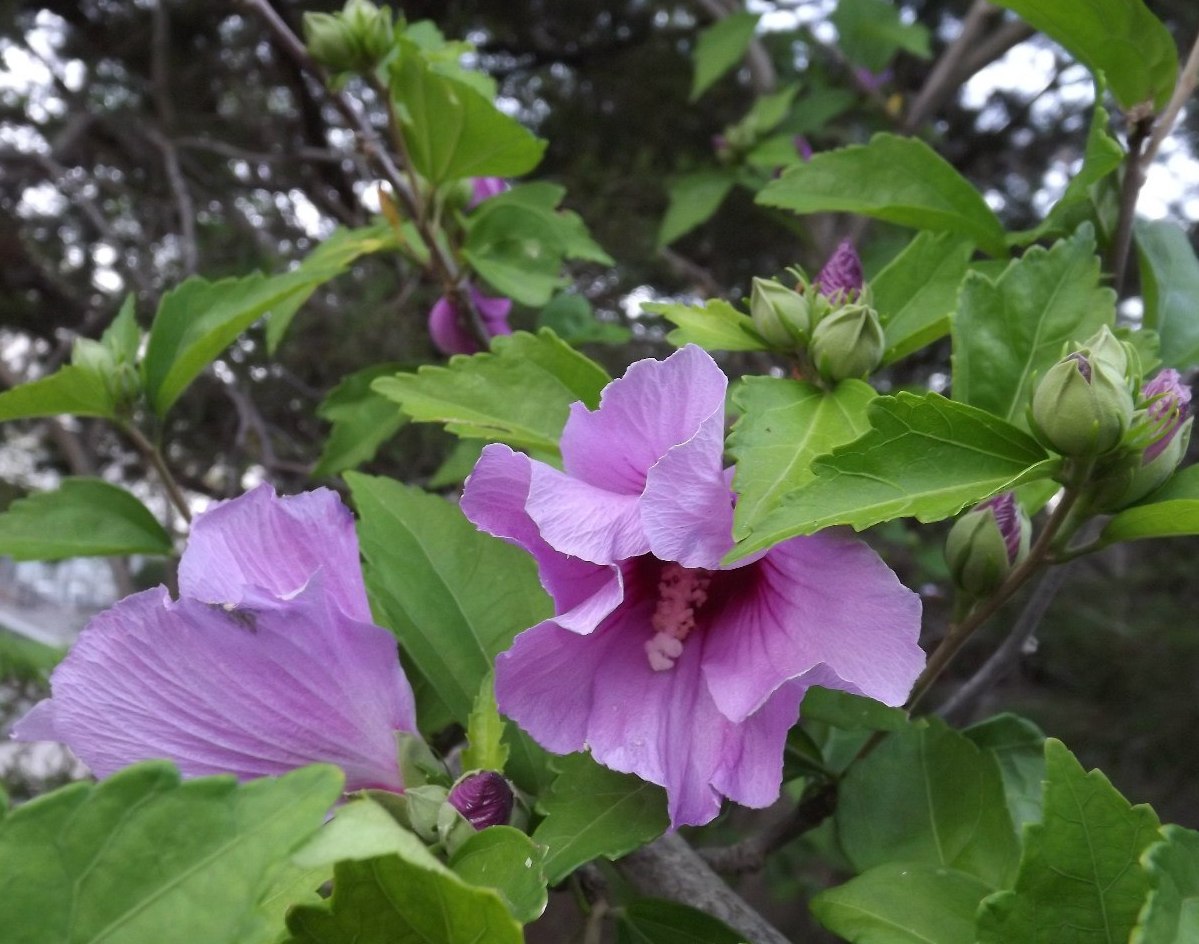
[1030,352,1134,456]
[750,277,810,348]
[1123,415,1192,503]
[1075,325,1131,378]
[303,0,393,73]
[945,492,1030,597]
[808,303,885,382]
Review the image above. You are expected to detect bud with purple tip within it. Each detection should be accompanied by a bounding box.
[447,771,515,830]
[814,239,864,303]
[1104,369,1195,506]
[468,177,508,209]
[1030,349,1134,457]
[945,492,1031,597]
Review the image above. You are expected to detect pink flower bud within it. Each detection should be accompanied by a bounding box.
[814,239,864,301]
[1141,369,1192,462]
[447,771,514,830]
[793,135,813,162]
[468,177,507,209]
[427,285,513,356]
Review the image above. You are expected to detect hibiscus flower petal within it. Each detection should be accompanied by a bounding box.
[179,485,372,623]
[526,460,650,564]
[559,345,728,495]
[702,534,924,723]
[12,580,415,792]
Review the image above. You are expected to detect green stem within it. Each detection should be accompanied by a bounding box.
[120,422,193,524]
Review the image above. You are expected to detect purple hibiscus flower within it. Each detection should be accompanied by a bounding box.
[428,283,513,356]
[11,486,416,792]
[461,345,924,827]
[468,176,508,209]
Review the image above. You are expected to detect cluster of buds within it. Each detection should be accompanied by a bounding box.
[398,770,517,855]
[303,0,395,74]
[750,239,885,383]
[945,492,1031,597]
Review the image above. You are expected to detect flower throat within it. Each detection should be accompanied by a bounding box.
[645,562,711,671]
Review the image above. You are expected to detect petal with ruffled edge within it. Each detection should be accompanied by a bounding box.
[559,345,728,495]
[526,462,649,565]
[178,485,372,623]
[462,444,623,633]
[12,579,416,791]
[495,595,801,827]
[701,534,924,724]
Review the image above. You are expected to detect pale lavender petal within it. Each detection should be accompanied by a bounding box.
[701,534,924,723]
[496,596,796,827]
[179,485,372,623]
[559,345,728,495]
[526,461,650,565]
[462,444,624,633]
[13,581,415,791]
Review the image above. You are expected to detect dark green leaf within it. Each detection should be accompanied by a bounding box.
[989,0,1177,110]
[372,329,610,457]
[0,762,342,944]
[728,377,876,540]
[838,718,1020,888]
[537,293,631,345]
[447,826,547,923]
[1133,825,1199,944]
[657,172,737,247]
[964,713,1047,834]
[977,739,1161,943]
[1136,219,1199,370]
[952,226,1113,426]
[646,299,769,352]
[831,0,931,72]
[690,12,760,100]
[348,474,551,723]
[0,478,173,561]
[1101,466,1199,543]
[758,134,1008,257]
[616,899,744,944]
[812,863,993,944]
[800,687,908,732]
[313,363,409,479]
[731,392,1056,559]
[873,231,973,363]
[533,754,668,884]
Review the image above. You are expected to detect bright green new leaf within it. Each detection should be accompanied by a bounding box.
[1101,465,1199,544]
[964,713,1047,834]
[831,0,931,72]
[390,44,545,183]
[292,796,431,870]
[989,0,1177,110]
[758,134,1008,257]
[838,717,1020,888]
[731,392,1056,558]
[977,739,1162,943]
[313,363,409,478]
[952,226,1113,426]
[616,899,744,944]
[690,12,760,100]
[0,762,343,944]
[372,329,610,457]
[800,687,908,732]
[646,299,769,352]
[347,474,551,723]
[1133,825,1199,944]
[462,672,509,774]
[657,172,737,247]
[0,365,116,422]
[873,231,973,363]
[533,754,669,884]
[1137,219,1199,370]
[0,478,173,561]
[448,827,547,923]
[812,863,993,944]
[727,376,876,540]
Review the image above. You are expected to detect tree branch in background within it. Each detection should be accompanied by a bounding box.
[1139,27,1199,170]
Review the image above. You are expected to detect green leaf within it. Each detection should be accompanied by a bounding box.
[1100,465,1199,543]
[952,226,1114,426]
[537,293,631,345]
[0,365,116,422]
[462,672,509,774]
[1133,825,1199,944]
[372,329,610,457]
[657,172,736,247]
[533,754,669,884]
[728,377,876,540]
[977,739,1162,944]
[831,0,931,72]
[616,899,744,944]
[347,474,551,723]
[292,796,430,869]
[447,826,547,923]
[758,134,1008,257]
[964,713,1047,834]
[313,363,409,478]
[812,863,994,944]
[731,392,1056,558]
[800,687,908,732]
[873,231,974,363]
[646,299,769,352]
[1136,219,1199,370]
[690,12,760,100]
[0,762,343,944]
[838,717,1020,888]
[0,478,173,561]
[989,0,1177,110]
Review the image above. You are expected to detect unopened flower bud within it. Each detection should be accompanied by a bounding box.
[1030,351,1134,456]
[945,492,1030,597]
[750,277,810,348]
[303,0,393,73]
[1075,325,1133,380]
[469,177,508,209]
[447,771,514,830]
[814,239,864,303]
[808,304,885,382]
[1116,369,1194,505]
